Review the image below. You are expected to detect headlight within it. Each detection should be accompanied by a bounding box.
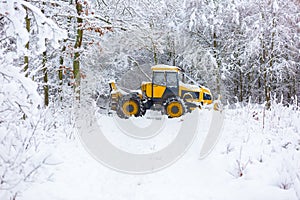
[203,93,212,100]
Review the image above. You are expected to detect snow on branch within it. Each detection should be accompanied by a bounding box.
[0,0,67,56]
[20,0,67,53]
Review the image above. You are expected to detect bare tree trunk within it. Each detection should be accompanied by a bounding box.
[237,52,243,102]
[167,36,176,66]
[42,51,49,106]
[260,11,271,109]
[58,0,72,101]
[265,13,277,109]
[264,66,271,109]
[213,31,221,95]
[239,68,243,102]
[24,8,30,77]
[22,8,31,120]
[153,50,158,65]
[58,44,66,101]
[234,75,238,100]
[247,69,253,102]
[41,4,49,107]
[151,38,158,65]
[292,74,296,105]
[258,67,261,103]
[74,0,84,100]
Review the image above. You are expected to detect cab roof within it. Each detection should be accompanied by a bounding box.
[151,65,180,72]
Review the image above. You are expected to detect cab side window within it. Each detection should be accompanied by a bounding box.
[166,72,178,87]
[153,72,165,85]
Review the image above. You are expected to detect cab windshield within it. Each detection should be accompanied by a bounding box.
[153,71,165,85]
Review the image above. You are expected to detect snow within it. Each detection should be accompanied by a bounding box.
[0,0,67,56]
[17,105,300,200]
[0,63,42,114]
[179,81,200,90]
[201,14,208,26]
[151,65,179,71]
[20,0,67,53]
[189,9,196,31]
[1,0,299,198]
[273,0,279,13]
[0,1,28,56]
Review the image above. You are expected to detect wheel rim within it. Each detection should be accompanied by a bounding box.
[167,101,183,118]
[122,100,139,116]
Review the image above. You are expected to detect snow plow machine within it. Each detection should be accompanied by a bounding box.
[109,64,220,118]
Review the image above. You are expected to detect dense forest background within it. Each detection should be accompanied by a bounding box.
[1,0,299,108]
[0,0,300,198]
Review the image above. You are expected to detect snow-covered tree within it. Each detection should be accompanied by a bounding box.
[0,1,67,198]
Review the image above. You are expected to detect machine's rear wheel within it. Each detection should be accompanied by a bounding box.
[122,99,139,116]
[165,98,185,118]
[117,95,144,118]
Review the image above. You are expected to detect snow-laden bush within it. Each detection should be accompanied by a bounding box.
[223,100,300,197]
[0,61,54,199]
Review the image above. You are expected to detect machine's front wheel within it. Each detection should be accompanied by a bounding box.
[165,98,185,118]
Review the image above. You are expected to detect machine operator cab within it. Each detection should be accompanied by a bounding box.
[141,64,213,108]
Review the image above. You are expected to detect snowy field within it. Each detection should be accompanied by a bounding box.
[18,104,300,200]
[1,0,299,199]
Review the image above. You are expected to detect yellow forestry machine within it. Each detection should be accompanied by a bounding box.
[109,64,220,118]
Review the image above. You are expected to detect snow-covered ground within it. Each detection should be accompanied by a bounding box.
[19,104,300,200]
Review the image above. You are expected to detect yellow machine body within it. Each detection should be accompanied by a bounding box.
[109,65,215,118]
[140,65,213,106]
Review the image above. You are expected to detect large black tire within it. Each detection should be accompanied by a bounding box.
[164,98,185,118]
[117,95,144,118]
[182,93,200,113]
[116,107,128,119]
